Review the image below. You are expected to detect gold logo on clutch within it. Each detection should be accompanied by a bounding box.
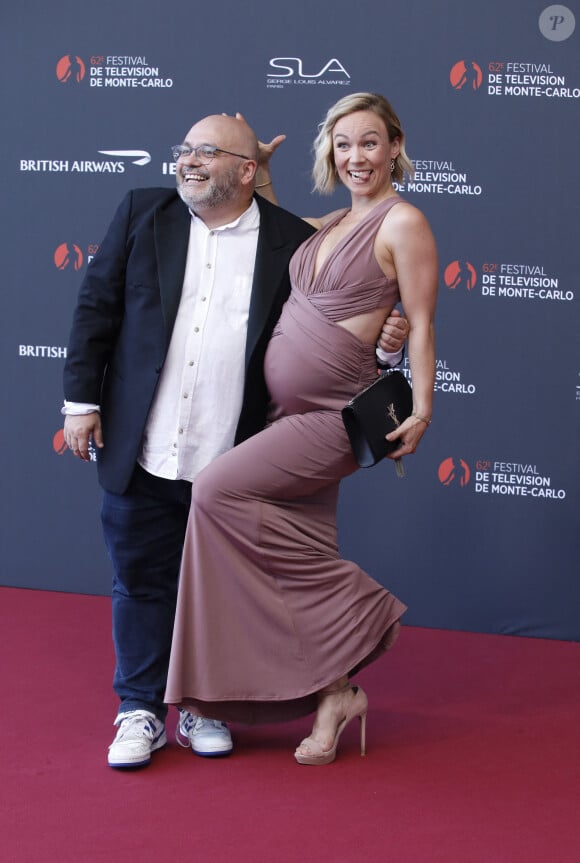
[387,403,400,427]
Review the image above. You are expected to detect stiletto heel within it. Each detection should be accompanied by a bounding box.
[294,685,368,766]
[359,710,367,756]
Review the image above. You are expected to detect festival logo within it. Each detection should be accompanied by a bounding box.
[451,13,579,103]
[444,260,477,292]
[55,55,173,89]
[438,457,471,487]
[480,261,572,303]
[473,459,566,500]
[56,55,86,83]
[266,57,351,89]
[53,243,99,271]
[394,158,483,197]
[450,60,483,91]
[439,457,567,501]
[487,61,579,99]
[54,243,83,271]
[450,56,580,101]
[445,257,574,304]
[89,55,173,88]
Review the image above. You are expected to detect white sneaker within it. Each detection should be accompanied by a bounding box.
[176,709,233,757]
[108,709,167,768]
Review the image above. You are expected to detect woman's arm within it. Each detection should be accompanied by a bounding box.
[252,124,331,229]
[254,132,285,205]
[380,204,438,456]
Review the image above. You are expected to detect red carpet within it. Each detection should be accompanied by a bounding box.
[1,587,579,862]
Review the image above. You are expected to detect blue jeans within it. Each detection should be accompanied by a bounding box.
[101,466,192,721]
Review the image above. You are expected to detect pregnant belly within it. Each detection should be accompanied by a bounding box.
[264,329,371,418]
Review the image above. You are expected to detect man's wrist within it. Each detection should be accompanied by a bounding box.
[61,400,101,416]
[376,346,404,368]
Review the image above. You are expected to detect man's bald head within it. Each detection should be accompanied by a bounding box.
[184,114,258,162]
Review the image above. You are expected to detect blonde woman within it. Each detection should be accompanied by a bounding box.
[166,94,438,765]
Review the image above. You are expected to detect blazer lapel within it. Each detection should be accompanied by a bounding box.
[154,195,191,348]
[245,197,293,368]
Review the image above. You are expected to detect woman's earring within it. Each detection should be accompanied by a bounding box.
[390,159,395,173]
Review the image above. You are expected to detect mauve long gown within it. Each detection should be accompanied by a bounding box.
[165,196,408,723]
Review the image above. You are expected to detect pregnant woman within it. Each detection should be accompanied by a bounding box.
[165,92,438,765]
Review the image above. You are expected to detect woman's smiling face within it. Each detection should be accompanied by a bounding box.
[332,110,400,199]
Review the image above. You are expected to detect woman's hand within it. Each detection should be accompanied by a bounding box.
[385,413,430,458]
[235,112,285,193]
[255,132,286,203]
[258,132,286,171]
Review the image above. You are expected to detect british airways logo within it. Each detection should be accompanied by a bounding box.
[98,149,151,166]
[20,149,152,173]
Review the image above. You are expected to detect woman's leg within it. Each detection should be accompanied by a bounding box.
[166,410,405,728]
[294,676,369,765]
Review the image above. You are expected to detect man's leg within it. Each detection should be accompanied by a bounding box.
[102,467,190,767]
[101,466,232,767]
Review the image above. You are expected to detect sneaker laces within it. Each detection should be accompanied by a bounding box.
[193,717,228,732]
[113,710,160,741]
[176,710,227,747]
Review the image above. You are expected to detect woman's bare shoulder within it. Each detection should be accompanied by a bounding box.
[388,199,429,227]
[378,199,433,244]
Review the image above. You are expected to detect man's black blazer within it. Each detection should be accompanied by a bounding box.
[64,188,315,494]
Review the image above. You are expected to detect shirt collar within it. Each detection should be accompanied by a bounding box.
[189,197,259,232]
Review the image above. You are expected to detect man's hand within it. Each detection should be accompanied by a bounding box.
[379,308,409,354]
[64,413,103,461]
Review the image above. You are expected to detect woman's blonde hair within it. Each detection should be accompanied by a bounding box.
[312,92,414,194]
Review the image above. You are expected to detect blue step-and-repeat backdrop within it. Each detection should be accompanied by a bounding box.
[2,0,579,639]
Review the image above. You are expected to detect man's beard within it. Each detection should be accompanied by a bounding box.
[177,165,241,211]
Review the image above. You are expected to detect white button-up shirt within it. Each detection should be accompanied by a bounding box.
[139,199,260,482]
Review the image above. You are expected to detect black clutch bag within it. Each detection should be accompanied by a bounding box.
[342,370,413,468]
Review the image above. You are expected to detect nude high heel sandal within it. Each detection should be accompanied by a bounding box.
[294,685,368,766]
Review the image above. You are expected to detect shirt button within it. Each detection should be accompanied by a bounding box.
[178,428,184,434]
[194,327,199,333]
[206,262,212,269]
[201,296,207,302]
[188,361,194,366]
[183,393,188,399]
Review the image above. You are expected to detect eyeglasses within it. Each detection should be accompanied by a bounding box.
[171,143,252,164]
